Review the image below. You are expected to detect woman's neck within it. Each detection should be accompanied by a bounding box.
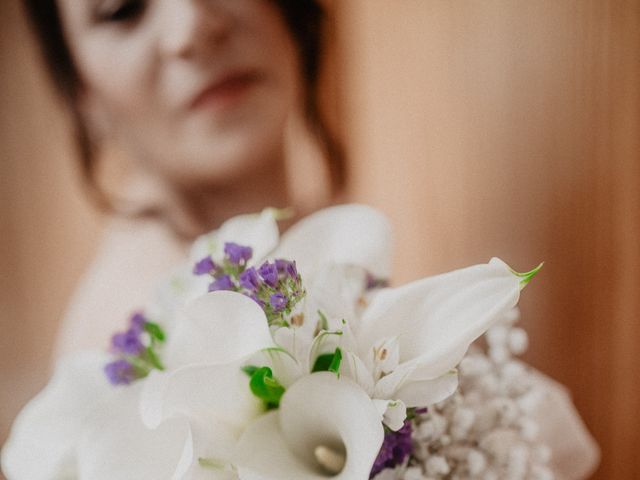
[161,154,291,241]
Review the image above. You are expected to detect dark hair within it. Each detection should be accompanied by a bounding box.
[22,0,344,212]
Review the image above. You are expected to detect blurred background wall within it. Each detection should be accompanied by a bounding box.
[338,1,639,478]
[1,1,639,479]
[0,0,103,473]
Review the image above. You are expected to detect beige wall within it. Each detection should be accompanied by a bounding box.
[2,1,639,479]
[0,0,103,460]
[338,1,640,478]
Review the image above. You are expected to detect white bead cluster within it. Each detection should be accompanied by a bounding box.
[384,309,555,480]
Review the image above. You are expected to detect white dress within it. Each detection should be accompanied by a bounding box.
[55,216,186,357]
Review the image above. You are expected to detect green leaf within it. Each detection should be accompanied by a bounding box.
[312,353,334,373]
[317,310,329,331]
[249,367,285,409]
[145,347,165,371]
[144,322,166,342]
[511,262,544,290]
[312,347,342,377]
[328,347,342,376]
[242,365,260,377]
[268,207,296,221]
[198,457,226,469]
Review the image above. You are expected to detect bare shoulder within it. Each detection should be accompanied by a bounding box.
[55,217,186,358]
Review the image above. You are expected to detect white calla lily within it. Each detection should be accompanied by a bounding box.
[166,291,275,368]
[139,364,261,479]
[272,204,393,279]
[235,373,384,480]
[355,258,522,404]
[268,258,523,421]
[190,209,280,264]
[1,353,112,480]
[136,291,277,476]
[76,383,192,480]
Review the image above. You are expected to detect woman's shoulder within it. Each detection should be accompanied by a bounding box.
[54,216,186,358]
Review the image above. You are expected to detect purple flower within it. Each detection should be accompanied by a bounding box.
[111,328,144,355]
[275,259,298,279]
[258,261,279,288]
[104,359,136,385]
[129,312,147,333]
[224,242,253,265]
[193,256,216,275]
[370,421,413,478]
[239,267,262,291]
[366,272,389,290]
[269,292,287,312]
[208,274,235,292]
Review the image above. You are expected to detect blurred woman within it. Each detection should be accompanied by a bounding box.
[22,0,342,354]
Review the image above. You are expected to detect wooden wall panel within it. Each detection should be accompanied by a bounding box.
[338,1,640,478]
[0,0,103,459]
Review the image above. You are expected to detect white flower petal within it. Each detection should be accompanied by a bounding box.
[360,258,521,380]
[373,399,407,431]
[368,337,400,379]
[272,327,313,375]
[190,209,279,263]
[149,264,211,326]
[272,204,393,279]
[1,352,112,480]
[175,420,240,480]
[372,363,416,400]
[249,347,304,388]
[303,264,369,330]
[392,371,459,407]
[341,351,375,396]
[236,372,384,480]
[166,291,274,367]
[140,363,261,432]
[141,365,254,479]
[77,383,191,480]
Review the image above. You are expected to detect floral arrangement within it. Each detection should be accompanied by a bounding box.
[1,205,597,479]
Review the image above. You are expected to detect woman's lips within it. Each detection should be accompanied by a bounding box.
[189,71,261,112]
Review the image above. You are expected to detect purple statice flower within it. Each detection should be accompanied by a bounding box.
[275,259,298,279]
[111,328,144,355]
[224,242,253,265]
[129,312,147,333]
[208,274,236,292]
[193,256,216,275]
[366,272,389,290]
[105,359,136,385]
[239,267,262,291]
[269,292,287,312]
[258,261,279,288]
[370,421,413,478]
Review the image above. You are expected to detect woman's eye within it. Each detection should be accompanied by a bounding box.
[93,0,146,24]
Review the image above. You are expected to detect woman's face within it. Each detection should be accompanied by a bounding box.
[57,0,302,186]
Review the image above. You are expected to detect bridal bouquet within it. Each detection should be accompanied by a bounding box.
[1,205,597,479]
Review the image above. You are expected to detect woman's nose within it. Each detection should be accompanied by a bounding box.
[159,1,233,59]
